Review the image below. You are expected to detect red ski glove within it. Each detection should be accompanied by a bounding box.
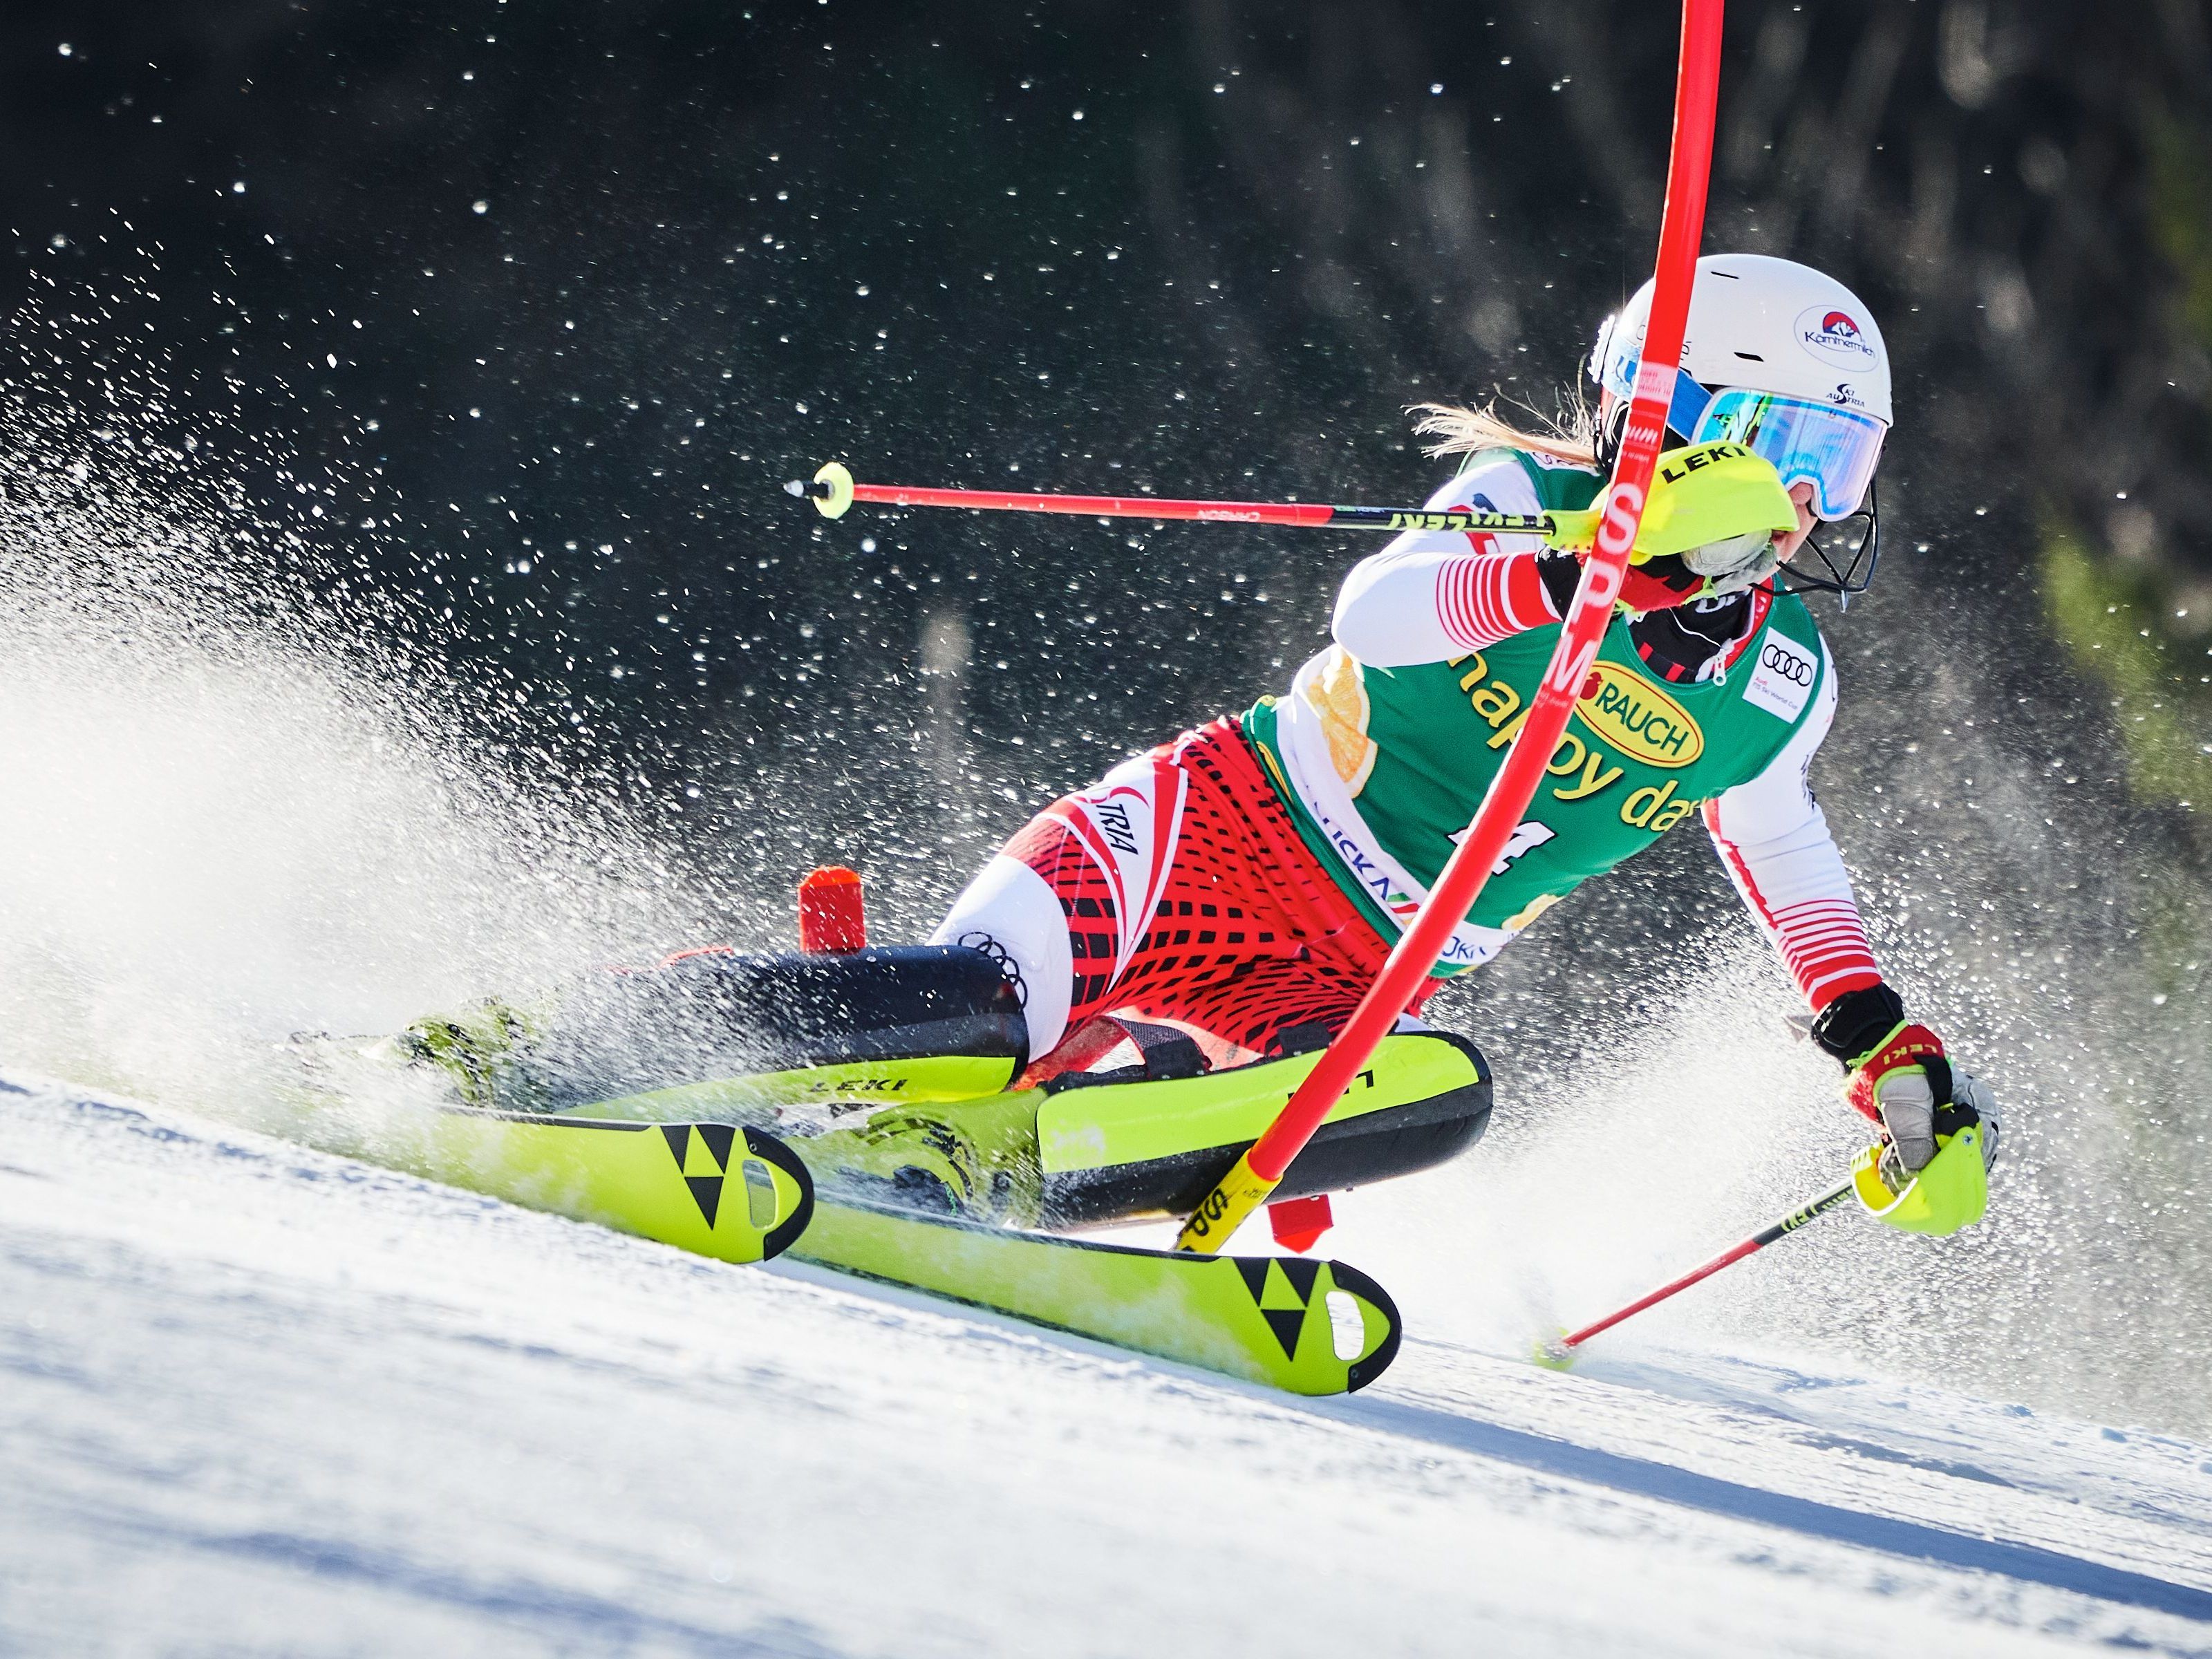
[1536,549,1705,617]
[1615,553,1709,615]
[1810,984,2000,1235]
[1811,984,1971,1185]
[1841,1020,1947,1127]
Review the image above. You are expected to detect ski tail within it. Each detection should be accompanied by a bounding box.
[390,1108,816,1264]
[1320,1259,1403,1392]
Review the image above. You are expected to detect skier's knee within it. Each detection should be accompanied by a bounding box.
[930,854,1077,1055]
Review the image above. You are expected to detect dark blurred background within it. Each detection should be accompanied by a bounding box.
[3,0,2211,1418]
[6,1,2209,829]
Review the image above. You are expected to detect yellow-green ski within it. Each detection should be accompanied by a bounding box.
[790,1199,1401,1395]
[380,1107,814,1264]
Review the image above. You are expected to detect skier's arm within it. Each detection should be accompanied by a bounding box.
[1708,646,2000,1224]
[1331,454,1710,666]
[1330,458,1564,666]
[1700,639,1882,1013]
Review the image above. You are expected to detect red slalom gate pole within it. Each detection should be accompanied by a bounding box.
[1538,1179,1856,1366]
[1173,0,1730,1255]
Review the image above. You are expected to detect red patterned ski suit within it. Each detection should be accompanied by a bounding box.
[931,718,1418,1068]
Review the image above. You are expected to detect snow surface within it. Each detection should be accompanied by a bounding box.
[7,1074,2212,1658]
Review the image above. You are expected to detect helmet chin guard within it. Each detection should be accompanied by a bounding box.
[1774,480,1882,607]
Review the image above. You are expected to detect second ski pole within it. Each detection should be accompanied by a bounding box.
[789,461,1559,540]
[1537,1176,1857,1368]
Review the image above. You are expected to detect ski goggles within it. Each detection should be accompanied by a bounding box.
[1667,377,1888,522]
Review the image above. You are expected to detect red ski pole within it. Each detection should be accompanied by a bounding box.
[1537,1177,1857,1367]
[789,465,1561,541]
[1172,0,1730,1253]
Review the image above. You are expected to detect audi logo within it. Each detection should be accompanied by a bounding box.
[1760,644,1815,685]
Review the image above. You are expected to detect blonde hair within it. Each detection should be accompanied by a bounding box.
[1410,395,1600,468]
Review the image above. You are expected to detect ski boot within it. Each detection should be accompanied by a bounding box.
[1028,1019,1490,1228]
[394,998,542,1110]
[794,1015,1491,1232]
[795,1090,1044,1224]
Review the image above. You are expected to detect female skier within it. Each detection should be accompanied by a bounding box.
[412,253,1994,1239]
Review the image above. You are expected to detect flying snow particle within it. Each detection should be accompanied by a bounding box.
[472,200,489,214]
[57,42,73,56]
[231,181,246,194]
[1430,82,1443,94]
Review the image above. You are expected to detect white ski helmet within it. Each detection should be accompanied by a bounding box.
[1588,254,1893,594]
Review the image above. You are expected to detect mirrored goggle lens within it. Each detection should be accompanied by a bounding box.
[1691,390,1887,520]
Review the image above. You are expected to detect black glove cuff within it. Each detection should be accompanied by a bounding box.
[1535,551,1582,619]
[1809,982,1906,1069]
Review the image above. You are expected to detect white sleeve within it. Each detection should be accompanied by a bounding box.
[1330,457,1559,667]
[1701,637,1884,1010]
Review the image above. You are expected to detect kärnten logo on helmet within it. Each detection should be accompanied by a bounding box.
[1796,305,1878,368]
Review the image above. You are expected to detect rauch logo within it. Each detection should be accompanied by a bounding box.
[1572,661,1705,767]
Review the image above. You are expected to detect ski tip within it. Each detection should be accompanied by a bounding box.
[1531,1333,1577,1371]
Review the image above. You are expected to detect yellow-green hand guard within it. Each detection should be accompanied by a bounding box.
[1850,1121,1990,1237]
[1546,439,1797,565]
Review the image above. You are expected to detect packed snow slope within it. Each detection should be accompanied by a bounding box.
[7,1074,2212,1659]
